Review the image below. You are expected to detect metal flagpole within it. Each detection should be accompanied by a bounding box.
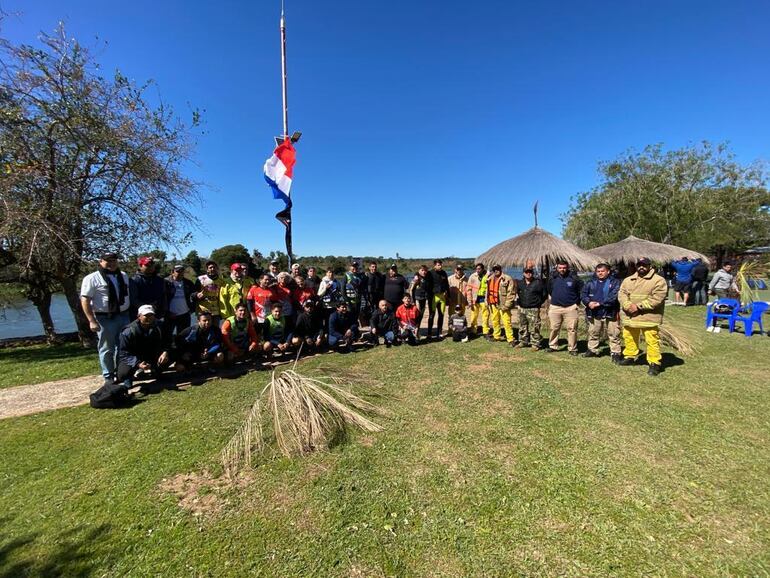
[279,0,292,267]
[280,1,289,139]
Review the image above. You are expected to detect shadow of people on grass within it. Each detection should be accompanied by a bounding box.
[0,521,113,578]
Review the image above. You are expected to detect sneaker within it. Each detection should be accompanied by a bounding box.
[714,327,721,333]
[618,357,637,366]
[582,351,599,358]
[484,335,494,342]
[611,353,622,364]
[461,337,469,343]
[569,351,579,357]
[519,342,531,348]
[706,326,715,332]
[544,348,557,353]
[647,363,662,377]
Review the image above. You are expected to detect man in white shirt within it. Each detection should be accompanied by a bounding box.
[80,252,130,385]
[163,264,195,345]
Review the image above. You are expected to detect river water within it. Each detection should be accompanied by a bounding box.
[1,294,77,339]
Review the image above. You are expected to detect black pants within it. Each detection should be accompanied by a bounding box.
[427,297,444,337]
[415,298,427,333]
[163,313,191,346]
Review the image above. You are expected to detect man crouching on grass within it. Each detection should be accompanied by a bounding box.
[175,311,225,374]
[115,304,171,389]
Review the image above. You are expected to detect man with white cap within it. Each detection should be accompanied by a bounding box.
[115,304,171,388]
[80,251,131,386]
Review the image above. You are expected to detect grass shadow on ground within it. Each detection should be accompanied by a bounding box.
[0,521,113,578]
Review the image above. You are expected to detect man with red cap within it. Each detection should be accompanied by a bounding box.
[219,262,254,319]
[129,255,167,320]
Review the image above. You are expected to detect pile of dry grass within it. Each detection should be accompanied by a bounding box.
[221,363,384,478]
[658,323,698,356]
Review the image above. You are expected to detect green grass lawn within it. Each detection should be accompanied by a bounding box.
[0,342,99,389]
[1,307,769,576]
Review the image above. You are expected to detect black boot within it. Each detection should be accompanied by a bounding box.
[618,356,637,366]
[647,363,662,376]
[611,353,622,364]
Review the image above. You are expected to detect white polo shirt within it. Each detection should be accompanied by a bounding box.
[80,270,130,313]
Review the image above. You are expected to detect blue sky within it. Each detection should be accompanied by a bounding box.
[4,0,769,258]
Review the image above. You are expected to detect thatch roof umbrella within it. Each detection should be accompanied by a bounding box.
[477,226,600,273]
[589,235,711,266]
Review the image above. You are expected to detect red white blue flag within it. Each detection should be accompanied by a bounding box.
[264,137,296,227]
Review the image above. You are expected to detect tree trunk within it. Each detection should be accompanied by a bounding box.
[30,289,58,344]
[61,276,94,347]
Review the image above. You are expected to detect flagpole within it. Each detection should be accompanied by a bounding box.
[280,1,292,267]
[280,2,289,140]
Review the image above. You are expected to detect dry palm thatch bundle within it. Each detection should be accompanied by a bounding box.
[658,323,699,356]
[221,365,384,478]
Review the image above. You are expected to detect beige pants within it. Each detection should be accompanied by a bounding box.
[548,304,579,352]
[586,317,622,354]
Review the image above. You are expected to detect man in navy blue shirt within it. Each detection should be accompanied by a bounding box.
[546,261,583,355]
[580,263,622,362]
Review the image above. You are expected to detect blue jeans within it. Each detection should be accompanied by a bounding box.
[97,312,129,379]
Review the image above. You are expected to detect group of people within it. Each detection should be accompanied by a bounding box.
[82,249,732,406]
[666,257,741,305]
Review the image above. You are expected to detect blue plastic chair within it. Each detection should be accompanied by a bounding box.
[705,298,740,329]
[729,301,769,336]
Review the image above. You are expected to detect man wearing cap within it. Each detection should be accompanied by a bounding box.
[546,261,583,355]
[80,252,131,385]
[194,261,225,324]
[163,265,196,345]
[618,257,668,376]
[447,264,467,336]
[343,261,367,325]
[219,262,254,319]
[115,305,171,388]
[129,256,167,319]
[486,265,518,345]
[581,262,622,362]
[517,267,547,349]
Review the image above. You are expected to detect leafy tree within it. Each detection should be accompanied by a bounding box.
[183,250,202,275]
[562,143,770,262]
[209,244,251,269]
[0,25,201,343]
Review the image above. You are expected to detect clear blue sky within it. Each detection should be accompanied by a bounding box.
[4,0,769,258]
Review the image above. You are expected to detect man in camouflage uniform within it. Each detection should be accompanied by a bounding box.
[516,267,547,349]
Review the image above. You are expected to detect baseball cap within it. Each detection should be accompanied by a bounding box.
[230,263,245,271]
[270,260,279,266]
[138,304,155,316]
[137,256,154,266]
[454,304,462,311]
[636,257,652,266]
[173,264,185,272]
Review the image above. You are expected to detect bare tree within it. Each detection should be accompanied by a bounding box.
[0,25,201,344]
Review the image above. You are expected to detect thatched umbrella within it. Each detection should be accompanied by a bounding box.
[477,226,600,272]
[589,235,710,266]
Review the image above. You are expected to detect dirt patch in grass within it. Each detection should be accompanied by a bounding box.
[158,470,252,517]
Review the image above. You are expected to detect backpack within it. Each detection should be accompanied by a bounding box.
[89,382,132,409]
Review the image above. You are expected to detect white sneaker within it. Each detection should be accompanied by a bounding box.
[714,327,721,333]
[706,326,714,332]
